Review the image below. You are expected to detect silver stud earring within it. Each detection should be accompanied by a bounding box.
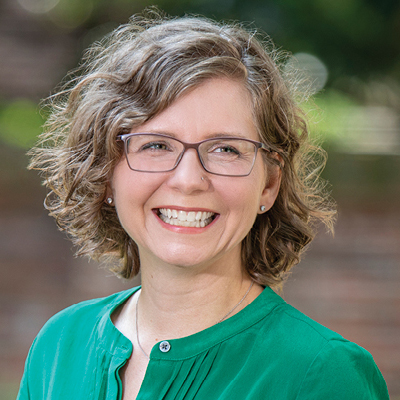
[260,205,266,212]
[106,197,113,205]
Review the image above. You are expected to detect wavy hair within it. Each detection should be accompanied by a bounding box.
[29,10,335,288]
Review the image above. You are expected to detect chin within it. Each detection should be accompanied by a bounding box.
[155,250,213,270]
[161,257,206,269]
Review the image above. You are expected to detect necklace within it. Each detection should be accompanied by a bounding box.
[135,281,254,360]
[135,292,150,360]
[216,281,254,323]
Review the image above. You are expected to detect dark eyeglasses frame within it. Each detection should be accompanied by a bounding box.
[116,132,272,177]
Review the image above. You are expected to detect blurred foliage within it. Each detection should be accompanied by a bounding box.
[51,0,400,83]
[303,90,400,155]
[46,0,95,29]
[303,90,357,142]
[3,0,399,152]
[0,100,44,148]
[17,0,398,82]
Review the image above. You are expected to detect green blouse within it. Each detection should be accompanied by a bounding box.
[17,286,389,399]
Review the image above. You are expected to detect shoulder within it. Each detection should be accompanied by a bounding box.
[265,294,375,367]
[17,288,137,399]
[258,290,350,354]
[257,292,389,399]
[295,339,389,399]
[32,287,137,348]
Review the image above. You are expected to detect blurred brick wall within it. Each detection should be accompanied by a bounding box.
[0,0,77,100]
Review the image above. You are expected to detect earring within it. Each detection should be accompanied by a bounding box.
[106,197,113,205]
[260,205,266,212]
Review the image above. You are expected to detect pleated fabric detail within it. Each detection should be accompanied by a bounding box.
[139,344,221,400]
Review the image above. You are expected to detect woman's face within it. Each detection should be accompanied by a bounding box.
[110,78,280,272]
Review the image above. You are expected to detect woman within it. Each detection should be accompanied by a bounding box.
[18,11,389,400]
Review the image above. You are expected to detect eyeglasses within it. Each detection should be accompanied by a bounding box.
[116,133,271,177]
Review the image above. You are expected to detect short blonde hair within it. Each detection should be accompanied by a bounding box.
[30,11,335,288]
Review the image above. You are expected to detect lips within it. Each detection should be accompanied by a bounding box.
[157,208,216,228]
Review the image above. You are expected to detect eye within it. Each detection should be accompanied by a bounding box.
[207,141,242,157]
[212,145,241,155]
[140,141,170,151]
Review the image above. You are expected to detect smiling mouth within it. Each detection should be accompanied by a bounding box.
[157,208,216,228]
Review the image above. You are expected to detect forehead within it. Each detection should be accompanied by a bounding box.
[131,78,258,141]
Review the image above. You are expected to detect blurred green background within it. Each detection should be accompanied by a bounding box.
[0,0,399,398]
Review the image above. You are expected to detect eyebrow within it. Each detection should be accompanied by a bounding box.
[136,130,249,140]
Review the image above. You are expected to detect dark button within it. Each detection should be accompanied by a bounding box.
[159,341,171,353]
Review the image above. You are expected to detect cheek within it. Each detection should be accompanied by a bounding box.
[111,175,160,240]
[218,176,265,216]
[112,161,159,202]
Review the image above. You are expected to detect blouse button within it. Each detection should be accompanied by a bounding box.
[159,341,171,353]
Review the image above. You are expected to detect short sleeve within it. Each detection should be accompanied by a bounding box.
[295,339,389,400]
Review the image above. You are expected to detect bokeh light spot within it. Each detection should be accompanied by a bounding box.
[17,0,60,14]
[286,52,329,95]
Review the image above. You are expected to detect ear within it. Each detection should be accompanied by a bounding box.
[258,153,283,214]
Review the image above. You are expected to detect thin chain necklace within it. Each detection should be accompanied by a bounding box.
[135,281,254,360]
[135,292,150,360]
[216,281,254,323]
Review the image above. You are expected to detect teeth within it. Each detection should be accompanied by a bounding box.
[178,211,186,221]
[158,208,215,228]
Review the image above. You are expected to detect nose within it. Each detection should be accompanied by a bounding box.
[166,148,209,194]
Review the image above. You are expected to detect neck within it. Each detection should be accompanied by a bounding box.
[114,251,263,355]
[141,272,251,331]
[145,260,260,336]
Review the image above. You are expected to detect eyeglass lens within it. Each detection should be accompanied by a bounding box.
[124,134,258,176]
